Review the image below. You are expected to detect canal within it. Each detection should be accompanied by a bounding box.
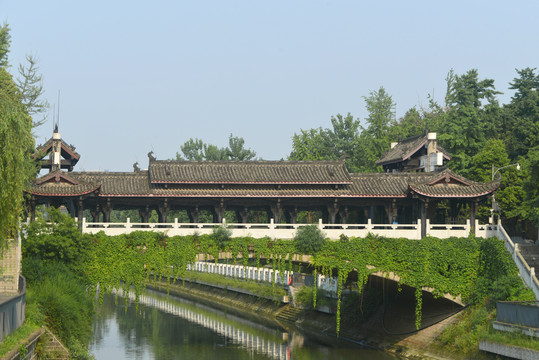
[89,288,400,359]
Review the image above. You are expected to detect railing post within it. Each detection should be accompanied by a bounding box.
[174,218,178,229]
[417,218,421,239]
[367,218,372,232]
[82,217,86,233]
[318,218,323,230]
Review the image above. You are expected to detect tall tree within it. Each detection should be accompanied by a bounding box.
[0,23,10,68]
[16,55,49,123]
[1,23,48,125]
[504,67,539,159]
[0,67,35,244]
[439,69,501,173]
[356,87,395,172]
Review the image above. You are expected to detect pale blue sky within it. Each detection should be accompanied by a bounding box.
[2,1,538,171]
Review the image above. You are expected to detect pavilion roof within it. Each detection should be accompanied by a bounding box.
[27,166,499,200]
[148,160,352,185]
[33,137,80,161]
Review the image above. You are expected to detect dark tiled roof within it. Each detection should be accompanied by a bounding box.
[149,160,352,184]
[409,169,500,198]
[28,166,499,199]
[375,134,450,166]
[68,172,150,196]
[29,181,100,196]
[349,172,430,197]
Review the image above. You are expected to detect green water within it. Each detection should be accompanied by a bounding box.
[89,288,399,359]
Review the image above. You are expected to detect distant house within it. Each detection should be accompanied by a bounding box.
[376,131,450,173]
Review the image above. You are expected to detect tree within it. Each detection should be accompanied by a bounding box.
[289,113,362,171]
[177,138,206,161]
[0,67,35,244]
[16,55,49,124]
[176,134,255,161]
[356,87,395,172]
[1,23,48,125]
[439,69,501,173]
[0,22,10,68]
[226,134,256,160]
[468,139,510,182]
[504,68,539,159]
[290,127,332,161]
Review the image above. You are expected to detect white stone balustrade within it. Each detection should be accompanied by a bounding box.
[81,217,495,240]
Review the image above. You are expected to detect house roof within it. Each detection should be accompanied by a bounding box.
[375,133,451,166]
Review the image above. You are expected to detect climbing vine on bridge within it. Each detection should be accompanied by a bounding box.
[311,234,481,333]
[81,227,503,336]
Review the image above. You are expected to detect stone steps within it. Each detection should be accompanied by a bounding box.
[39,328,70,360]
[276,305,303,323]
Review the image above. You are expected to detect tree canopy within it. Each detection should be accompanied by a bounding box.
[0,23,41,245]
[289,69,539,236]
[176,134,256,161]
[0,67,35,243]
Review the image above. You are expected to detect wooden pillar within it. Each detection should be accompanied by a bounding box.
[214,199,225,223]
[77,197,84,223]
[189,206,199,223]
[239,207,249,223]
[384,204,392,224]
[29,196,36,222]
[288,207,299,224]
[270,200,282,224]
[369,205,375,223]
[102,198,112,223]
[91,204,101,222]
[391,199,397,223]
[421,200,428,239]
[327,199,339,224]
[340,206,349,224]
[139,204,150,223]
[158,198,170,223]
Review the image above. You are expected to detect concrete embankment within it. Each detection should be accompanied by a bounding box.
[146,277,465,360]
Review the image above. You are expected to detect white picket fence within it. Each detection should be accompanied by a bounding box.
[187,261,338,293]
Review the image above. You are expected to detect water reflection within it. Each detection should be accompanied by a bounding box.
[90,288,398,360]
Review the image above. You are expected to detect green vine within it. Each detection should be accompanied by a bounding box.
[85,231,485,336]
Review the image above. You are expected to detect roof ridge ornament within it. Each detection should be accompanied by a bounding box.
[148,151,156,162]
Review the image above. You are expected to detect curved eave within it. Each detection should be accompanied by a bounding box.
[27,185,100,197]
[409,185,498,198]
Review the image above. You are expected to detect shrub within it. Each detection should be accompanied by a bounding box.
[294,225,327,255]
[212,225,232,250]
